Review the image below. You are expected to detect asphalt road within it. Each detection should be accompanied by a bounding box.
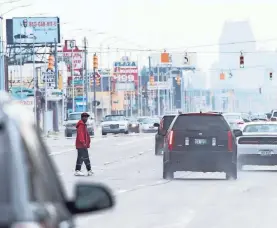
[45,132,277,228]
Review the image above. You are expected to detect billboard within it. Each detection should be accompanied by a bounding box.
[113,57,138,92]
[57,40,84,85]
[6,17,60,44]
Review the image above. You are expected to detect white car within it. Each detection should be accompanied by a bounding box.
[237,121,277,170]
[101,115,129,135]
[64,112,95,137]
[222,112,251,130]
[141,118,160,133]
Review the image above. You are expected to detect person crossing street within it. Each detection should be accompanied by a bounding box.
[74,112,93,176]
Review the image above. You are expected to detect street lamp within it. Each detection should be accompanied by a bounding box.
[0,3,32,91]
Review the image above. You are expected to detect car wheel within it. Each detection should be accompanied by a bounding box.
[163,163,174,180]
[124,130,129,134]
[237,163,243,171]
[102,132,107,136]
[89,131,94,136]
[155,143,160,155]
[65,131,72,137]
[226,164,237,180]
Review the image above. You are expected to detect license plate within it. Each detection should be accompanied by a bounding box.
[194,139,207,145]
[259,150,273,156]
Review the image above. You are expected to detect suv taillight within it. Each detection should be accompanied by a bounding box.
[168,130,174,151]
[227,131,233,152]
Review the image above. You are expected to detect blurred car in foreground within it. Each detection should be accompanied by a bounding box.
[141,118,160,133]
[162,112,240,180]
[154,114,176,155]
[128,118,140,133]
[0,94,115,228]
[237,121,277,170]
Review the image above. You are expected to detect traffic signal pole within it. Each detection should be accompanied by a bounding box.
[53,39,59,132]
[93,53,97,123]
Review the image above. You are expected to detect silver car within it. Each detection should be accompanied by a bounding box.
[141,118,160,133]
[237,121,277,170]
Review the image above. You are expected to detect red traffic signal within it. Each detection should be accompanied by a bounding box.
[240,55,244,68]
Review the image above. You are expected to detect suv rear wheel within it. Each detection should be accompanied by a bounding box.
[226,164,237,180]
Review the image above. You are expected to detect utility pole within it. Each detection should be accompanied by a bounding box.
[0,16,5,91]
[53,39,59,132]
[84,37,89,111]
[148,56,151,116]
[93,53,98,122]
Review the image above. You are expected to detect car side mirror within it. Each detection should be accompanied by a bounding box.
[233,129,242,137]
[66,183,115,215]
[271,117,277,121]
[153,123,160,127]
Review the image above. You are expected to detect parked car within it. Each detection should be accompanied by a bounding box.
[162,112,240,180]
[64,112,94,137]
[0,93,115,228]
[101,115,129,135]
[154,114,176,155]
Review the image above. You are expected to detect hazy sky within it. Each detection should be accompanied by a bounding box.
[2,0,277,69]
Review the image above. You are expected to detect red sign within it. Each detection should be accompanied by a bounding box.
[112,67,138,85]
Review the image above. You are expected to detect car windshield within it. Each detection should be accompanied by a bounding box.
[104,115,125,121]
[137,117,147,123]
[243,124,277,133]
[142,118,159,124]
[68,113,81,120]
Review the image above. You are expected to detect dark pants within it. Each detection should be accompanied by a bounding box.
[75,148,91,171]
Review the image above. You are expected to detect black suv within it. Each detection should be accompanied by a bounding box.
[154,115,176,155]
[162,112,241,180]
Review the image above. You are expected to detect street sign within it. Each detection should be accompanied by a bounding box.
[41,70,55,88]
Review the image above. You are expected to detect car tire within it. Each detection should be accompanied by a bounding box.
[155,143,160,155]
[102,131,107,136]
[65,131,72,137]
[226,163,237,180]
[89,131,94,136]
[237,163,243,171]
[124,130,129,134]
[163,162,174,180]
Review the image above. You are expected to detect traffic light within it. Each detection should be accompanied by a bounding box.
[96,77,100,86]
[93,53,98,69]
[149,76,155,85]
[48,55,54,70]
[176,75,181,85]
[240,54,244,68]
[270,72,273,80]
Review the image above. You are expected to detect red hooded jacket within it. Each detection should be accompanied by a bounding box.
[75,120,91,149]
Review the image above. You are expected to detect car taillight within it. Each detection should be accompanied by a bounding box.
[227,131,233,152]
[185,137,189,145]
[237,122,244,125]
[168,130,174,151]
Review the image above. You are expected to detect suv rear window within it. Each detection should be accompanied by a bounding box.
[172,115,230,131]
[162,116,175,130]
